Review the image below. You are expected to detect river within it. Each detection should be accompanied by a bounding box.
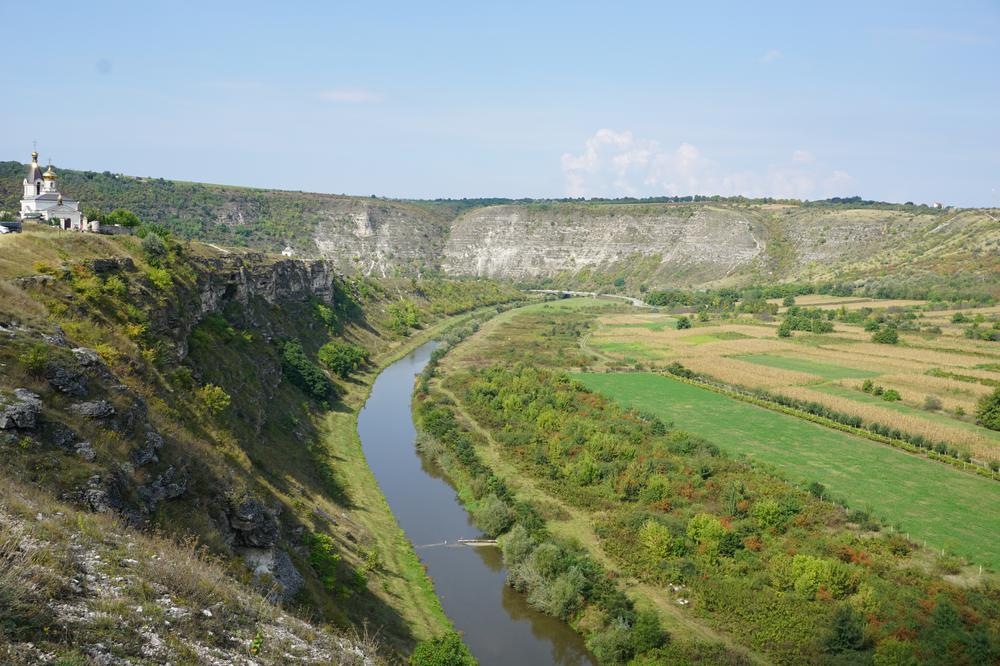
[357,341,595,666]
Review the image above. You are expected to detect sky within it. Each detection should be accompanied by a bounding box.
[1,1,998,205]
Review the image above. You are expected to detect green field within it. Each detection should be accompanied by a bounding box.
[679,331,752,345]
[590,340,669,360]
[606,319,678,331]
[735,353,880,380]
[576,372,1000,569]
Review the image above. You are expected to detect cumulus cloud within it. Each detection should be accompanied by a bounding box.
[561,129,855,200]
[318,88,383,103]
[760,48,783,63]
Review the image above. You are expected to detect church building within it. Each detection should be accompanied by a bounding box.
[20,150,95,231]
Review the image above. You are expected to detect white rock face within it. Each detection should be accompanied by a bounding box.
[442,204,764,280]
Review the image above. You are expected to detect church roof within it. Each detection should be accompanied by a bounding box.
[25,152,43,184]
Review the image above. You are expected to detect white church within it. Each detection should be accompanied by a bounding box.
[20,150,98,231]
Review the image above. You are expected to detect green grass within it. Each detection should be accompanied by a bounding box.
[575,372,1000,570]
[679,331,752,345]
[735,353,880,380]
[590,340,669,360]
[607,318,678,331]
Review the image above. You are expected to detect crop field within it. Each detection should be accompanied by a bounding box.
[576,372,1000,570]
[586,304,1000,463]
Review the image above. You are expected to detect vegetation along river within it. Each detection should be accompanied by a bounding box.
[358,341,595,665]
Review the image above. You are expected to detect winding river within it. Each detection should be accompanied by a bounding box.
[358,342,595,666]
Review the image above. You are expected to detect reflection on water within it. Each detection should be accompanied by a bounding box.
[358,342,595,666]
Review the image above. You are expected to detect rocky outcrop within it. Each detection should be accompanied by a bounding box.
[0,389,42,430]
[70,400,115,419]
[46,363,88,396]
[227,498,279,548]
[137,466,188,511]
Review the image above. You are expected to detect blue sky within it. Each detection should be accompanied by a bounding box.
[2,1,998,205]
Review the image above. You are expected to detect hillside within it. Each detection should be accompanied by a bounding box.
[3,160,999,296]
[0,227,522,663]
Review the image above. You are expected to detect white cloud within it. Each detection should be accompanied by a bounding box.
[792,149,815,164]
[760,48,783,63]
[561,130,855,200]
[318,88,383,103]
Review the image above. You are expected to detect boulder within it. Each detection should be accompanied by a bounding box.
[70,400,115,419]
[46,364,88,396]
[138,466,188,511]
[131,431,164,466]
[71,347,103,367]
[227,498,279,548]
[74,441,96,462]
[0,389,41,430]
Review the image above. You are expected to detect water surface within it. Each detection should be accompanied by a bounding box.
[358,342,594,666]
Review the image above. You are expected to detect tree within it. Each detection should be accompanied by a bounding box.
[823,605,866,653]
[318,341,369,378]
[872,324,899,344]
[976,388,1000,431]
[410,632,476,666]
[778,319,792,338]
[104,208,141,228]
[676,316,692,330]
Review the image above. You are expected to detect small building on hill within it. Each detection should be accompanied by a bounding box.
[20,150,97,231]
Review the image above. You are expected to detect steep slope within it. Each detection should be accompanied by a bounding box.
[4,160,998,294]
[0,227,522,662]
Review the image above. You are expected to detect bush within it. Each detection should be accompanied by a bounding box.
[317,341,369,378]
[104,208,141,228]
[872,325,899,344]
[778,320,792,338]
[388,300,420,336]
[141,233,167,261]
[17,343,49,376]
[410,632,476,666]
[197,383,231,413]
[676,316,692,330]
[823,605,866,654]
[586,618,635,664]
[280,339,334,401]
[976,388,1000,431]
[923,395,943,411]
[882,389,901,402]
[475,494,515,537]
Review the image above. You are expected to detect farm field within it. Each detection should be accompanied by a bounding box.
[587,305,1000,463]
[575,372,1000,570]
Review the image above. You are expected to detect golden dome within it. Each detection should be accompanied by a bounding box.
[43,165,57,180]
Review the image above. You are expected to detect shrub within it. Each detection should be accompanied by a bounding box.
[873,638,918,666]
[388,300,420,336]
[586,618,635,665]
[104,208,141,228]
[976,388,1000,431]
[280,339,334,401]
[475,493,515,537]
[923,395,943,411]
[783,295,796,307]
[528,565,587,619]
[17,343,49,376]
[146,267,172,290]
[499,524,535,565]
[141,233,167,261]
[410,632,476,666]
[778,320,792,338]
[317,341,369,378]
[882,389,901,402]
[751,498,788,531]
[872,325,899,344]
[197,383,231,413]
[676,316,692,330]
[307,533,342,591]
[823,605,866,654]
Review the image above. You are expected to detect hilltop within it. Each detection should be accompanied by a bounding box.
[2,160,999,298]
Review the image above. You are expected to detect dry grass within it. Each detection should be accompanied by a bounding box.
[682,356,821,389]
[779,385,999,461]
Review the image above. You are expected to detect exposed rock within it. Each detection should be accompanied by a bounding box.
[45,422,78,449]
[0,389,42,430]
[86,257,136,275]
[131,431,164,466]
[138,466,187,511]
[46,363,88,396]
[238,547,304,602]
[72,347,103,367]
[227,498,278,548]
[70,400,115,419]
[74,441,96,462]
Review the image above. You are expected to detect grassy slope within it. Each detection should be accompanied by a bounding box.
[0,228,524,660]
[576,372,1000,569]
